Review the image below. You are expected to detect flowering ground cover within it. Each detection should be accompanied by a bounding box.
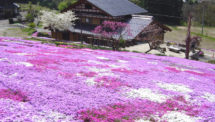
[0,37,215,121]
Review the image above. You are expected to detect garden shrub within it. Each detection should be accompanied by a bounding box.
[26,13,34,22]
[37,32,51,37]
[28,22,36,28]
[22,28,36,35]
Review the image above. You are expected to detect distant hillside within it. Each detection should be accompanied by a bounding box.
[15,0,63,9]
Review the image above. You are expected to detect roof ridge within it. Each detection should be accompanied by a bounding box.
[86,0,147,16]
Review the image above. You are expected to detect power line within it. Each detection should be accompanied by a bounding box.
[147,13,183,19]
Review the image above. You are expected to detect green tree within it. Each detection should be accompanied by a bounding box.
[58,0,77,11]
[144,0,183,25]
[183,1,215,26]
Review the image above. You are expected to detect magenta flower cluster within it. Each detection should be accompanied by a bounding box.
[0,37,215,121]
[78,96,206,122]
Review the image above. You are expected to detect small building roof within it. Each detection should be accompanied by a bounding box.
[87,0,147,16]
[13,3,20,8]
[120,15,153,40]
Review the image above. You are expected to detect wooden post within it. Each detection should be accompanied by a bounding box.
[88,36,93,47]
[185,15,192,59]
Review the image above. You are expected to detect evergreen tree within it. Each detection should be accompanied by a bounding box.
[144,0,183,25]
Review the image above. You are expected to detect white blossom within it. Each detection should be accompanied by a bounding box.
[40,10,77,31]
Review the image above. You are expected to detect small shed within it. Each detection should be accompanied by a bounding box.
[0,1,20,19]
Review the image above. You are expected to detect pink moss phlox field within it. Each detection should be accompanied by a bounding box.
[0,37,215,121]
[77,96,205,122]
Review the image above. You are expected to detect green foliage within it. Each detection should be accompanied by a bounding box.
[208,60,215,64]
[53,41,67,46]
[144,0,183,25]
[58,1,69,11]
[28,22,36,28]
[132,51,142,53]
[183,1,215,26]
[22,28,36,35]
[155,53,167,56]
[37,32,50,37]
[23,22,36,35]
[119,38,126,48]
[58,0,77,11]
[191,32,215,42]
[25,13,34,22]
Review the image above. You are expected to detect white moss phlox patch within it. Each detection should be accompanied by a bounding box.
[161,111,198,122]
[135,119,150,122]
[16,53,29,56]
[170,66,204,74]
[202,92,215,102]
[188,77,200,81]
[88,67,119,77]
[85,78,97,86]
[97,56,109,60]
[147,62,158,65]
[118,60,128,63]
[0,72,18,78]
[16,62,34,67]
[126,88,168,103]
[110,64,125,68]
[88,60,104,65]
[0,58,8,61]
[32,111,74,122]
[89,67,109,73]
[157,82,193,93]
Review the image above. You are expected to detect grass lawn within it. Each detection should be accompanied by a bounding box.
[165,26,215,50]
[0,28,29,38]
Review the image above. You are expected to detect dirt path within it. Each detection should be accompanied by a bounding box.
[0,20,11,36]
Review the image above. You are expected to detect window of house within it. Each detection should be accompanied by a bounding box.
[86,18,90,23]
[85,3,92,9]
[100,19,104,24]
[0,8,3,13]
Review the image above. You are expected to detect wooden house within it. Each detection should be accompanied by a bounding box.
[0,0,20,19]
[53,0,171,46]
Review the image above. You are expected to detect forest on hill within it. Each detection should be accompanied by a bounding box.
[14,0,215,26]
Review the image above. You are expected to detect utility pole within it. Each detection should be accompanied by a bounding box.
[201,5,205,35]
[185,15,192,59]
